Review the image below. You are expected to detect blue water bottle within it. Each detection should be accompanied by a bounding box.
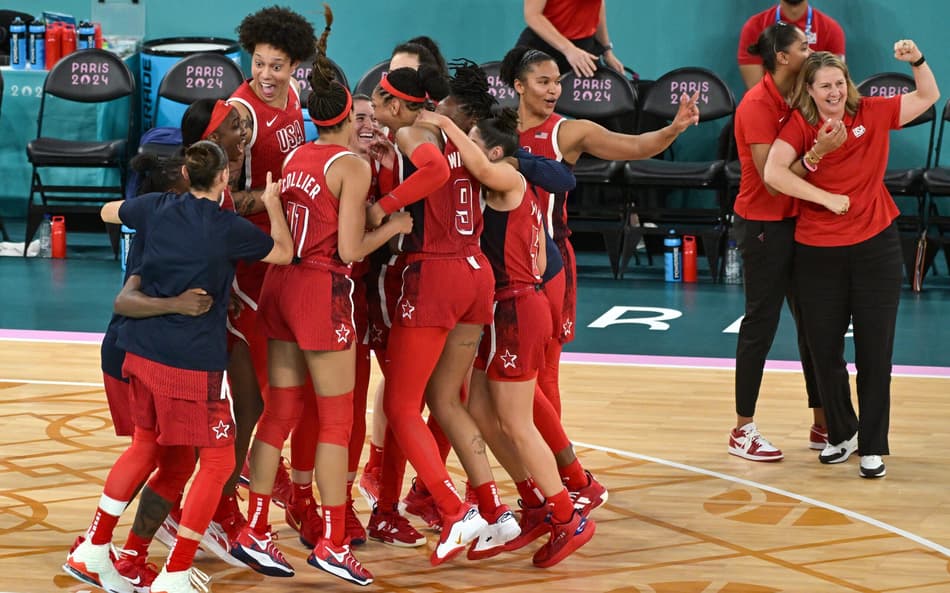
[664,229,683,282]
[9,17,27,69]
[27,19,45,69]
[77,21,96,50]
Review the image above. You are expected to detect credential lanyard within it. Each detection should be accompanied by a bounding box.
[776,4,814,43]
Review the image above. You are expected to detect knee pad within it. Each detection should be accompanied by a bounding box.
[316,391,353,447]
[255,385,306,449]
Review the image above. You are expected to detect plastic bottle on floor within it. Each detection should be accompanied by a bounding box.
[37,215,53,258]
[724,239,741,284]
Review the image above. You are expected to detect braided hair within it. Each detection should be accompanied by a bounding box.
[306,4,350,131]
[448,59,497,123]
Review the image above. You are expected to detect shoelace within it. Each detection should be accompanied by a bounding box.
[189,567,211,593]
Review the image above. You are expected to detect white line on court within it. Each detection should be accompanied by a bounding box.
[574,439,950,558]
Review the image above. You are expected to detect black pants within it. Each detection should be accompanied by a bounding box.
[794,223,902,455]
[733,215,820,417]
[516,27,606,76]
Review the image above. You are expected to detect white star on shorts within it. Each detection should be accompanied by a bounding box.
[562,319,573,336]
[336,324,351,343]
[212,420,231,440]
[401,300,415,320]
[500,349,518,369]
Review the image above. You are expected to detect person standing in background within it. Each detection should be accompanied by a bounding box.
[738,0,845,89]
[516,0,624,78]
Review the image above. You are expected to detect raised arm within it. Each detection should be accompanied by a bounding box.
[763,139,849,214]
[893,40,940,126]
[114,274,213,318]
[259,172,294,265]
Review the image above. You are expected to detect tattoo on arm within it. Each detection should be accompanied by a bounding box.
[231,191,257,216]
[130,486,174,539]
[471,434,487,456]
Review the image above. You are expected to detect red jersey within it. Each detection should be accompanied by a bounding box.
[280,143,356,268]
[738,4,845,66]
[519,114,572,242]
[394,136,483,256]
[481,178,543,289]
[733,72,797,220]
[778,96,901,247]
[542,0,601,40]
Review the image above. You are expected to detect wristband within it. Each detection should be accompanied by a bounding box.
[911,54,926,67]
[801,155,818,173]
[604,42,614,51]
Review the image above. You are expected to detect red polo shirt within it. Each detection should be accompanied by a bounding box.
[738,4,845,65]
[777,96,901,246]
[542,0,601,40]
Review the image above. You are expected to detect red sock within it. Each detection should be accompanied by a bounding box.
[515,478,545,508]
[122,530,151,558]
[247,491,271,534]
[559,459,587,491]
[474,481,503,521]
[322,504,346,547]
[165,535,200,572]
[366,444,383,471]
[548,488,574,523]
[88,506,122,545]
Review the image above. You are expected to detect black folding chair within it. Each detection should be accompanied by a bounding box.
[353,60,388,97]
[478,61,521,110]
[921,98,950,281]
[154,52,245,127]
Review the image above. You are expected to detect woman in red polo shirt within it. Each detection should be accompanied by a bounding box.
[729,22,846,463]
[764,42,939,479]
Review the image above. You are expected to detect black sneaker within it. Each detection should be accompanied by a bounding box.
[859,455,886,479]
[818,432,858,464]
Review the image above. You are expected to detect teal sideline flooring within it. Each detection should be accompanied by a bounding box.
[0,224,948,368]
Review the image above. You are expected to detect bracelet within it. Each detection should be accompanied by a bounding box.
[804,149,822,165]
[912,54,926,67]
[801,155,818,173]
[604,42,614,51]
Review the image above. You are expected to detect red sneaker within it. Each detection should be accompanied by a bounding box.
[114,549,158,593]
[568,470,609,517]
[532,510,596,568]
[810,424,829,451]
[400,478,442,531]
[307,537,373,586]
[503,499,550,552]
[212,491,247,543]
[345,498,367,546]
[357,463,381,510]
[368,505,427,547]
[229,525,294,577]
[285,493,323,548]
[431,503,488,566]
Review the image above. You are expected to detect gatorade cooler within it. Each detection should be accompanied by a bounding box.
[140,37,242,130]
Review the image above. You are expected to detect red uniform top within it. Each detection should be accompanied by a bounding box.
[738,4,845,66]
[778,96,901,247]
[542,0,601,41]
[481,179,543,290]
[519,114,572,242]
[733,72,798,220]
[280,143,356,268]
[394,136,483,256]
[228,80,305,304]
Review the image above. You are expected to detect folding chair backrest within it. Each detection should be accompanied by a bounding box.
[353,60,389,97]
[479,61,520,109]
[157,52,245,105]
[294,56,349,106]
[556,67,637,121]
[640,67,735,123]
[43,49,135,103]
[931,98,950,168]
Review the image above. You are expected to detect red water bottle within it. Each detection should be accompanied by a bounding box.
[46,22,62,69]
[93,22,103,49]
[51,216,67,258]
[683,235,697,282]
[62,23,77,56]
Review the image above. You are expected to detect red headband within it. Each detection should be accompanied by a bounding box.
[201,100,234,140]
[311,83,353,127]
[380,73,427,103]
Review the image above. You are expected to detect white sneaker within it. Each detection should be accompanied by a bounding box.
[63,537,133,593]
[728,422,784,462]
[859,455,886,479]
[819,432,858,464]
[149,566,211,593]
[431,503,488,566]
[467,509,521,560]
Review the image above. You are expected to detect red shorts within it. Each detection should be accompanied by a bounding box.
[554,239,577,343]
[396,253,494,328]
[122,352,233,448]
[475,287,552,381]
[542,268,566,339]
[353,269,369,347]
[227,303,269,389]
[259,263,355,351]
[365,255,406,350]
[103,372,133,437]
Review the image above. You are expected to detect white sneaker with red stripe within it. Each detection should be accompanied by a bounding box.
[728,422,784,462]
[63,537,133,593]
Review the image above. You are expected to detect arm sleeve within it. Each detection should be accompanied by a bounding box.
[376,142,450,214]
[515,148,576,193]
[227,214,275,262]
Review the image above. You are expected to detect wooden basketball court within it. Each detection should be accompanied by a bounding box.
[2,339,948,593]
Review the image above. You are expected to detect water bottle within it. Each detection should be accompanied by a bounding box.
[682,235,698,282]
[27,19,45,69]
[120,225,135,271]
[51,216,67,258]
[78,21,96,50]
[62,23,77,57]
[664,229,682,282]
[724,239,742,284]
[10,17,27,70]
[37,215,53,258]
[45,21,62,69]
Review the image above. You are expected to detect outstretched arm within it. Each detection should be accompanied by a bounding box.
[512,148,576,193]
